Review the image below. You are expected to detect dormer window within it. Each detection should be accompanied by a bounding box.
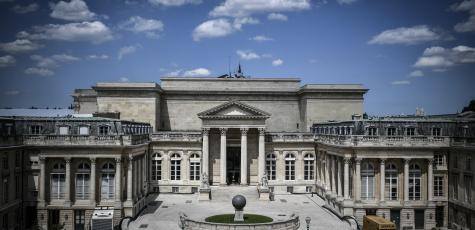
[30,125,42,135]
[98,126,109,136]
[387,127,396,136]
[432,127,441,136]
[79,126,89,135]
[58,126,69,135]
[368,127,377,136]
[406,127,415,136]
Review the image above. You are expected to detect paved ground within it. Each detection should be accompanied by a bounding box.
[128,186,350,230]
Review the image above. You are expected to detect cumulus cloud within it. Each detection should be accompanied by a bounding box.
[272,58,283,66]
[337,0,358,5]
[414,45,475,68]
[209,0,310,18]
[451,0,475,32]
[0,39,42,53]
[26,21,114,43]
[24,67,54,76]
[119,16,164,38]
[164,69,183,77]
[87,54,109,59]
[408,70,424,78]
[368,25,441,45]
[30,54,80,69]
[118,44,141,60]
[236,50,260,60]
[0,55,15,68]
[250,35,274,42]
[148,0,201,7]
[267,13,288,21]
[183,68,210,77]
[391,80,410,85]
[12,3,39,14]
[192,18,258,41]
[50,0,96,21]
[3,90,20,96]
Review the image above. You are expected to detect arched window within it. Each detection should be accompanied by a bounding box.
[266,153,276,180]
[101,162,115,200]
[304,153,315,180]
[409,164,421,200]
[285,153,296,180]
[51,162,65,200]
[385,163,398,200]
[170,153,181,181]
[76,162,90,200]
[361,162,374,200]
[151,153,162,181]
[189,153,200,181]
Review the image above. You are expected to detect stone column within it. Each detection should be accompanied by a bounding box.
[428,158,434,201]
[258,128,265,182]
[331,156,336,194]
[39,156,46,206]
[404,158,410,202]
[115,158,122,202]
[90,158,96,205]
[355,158,362,201]
[202,128,210,177]
[240,128,248,185]
[220,128,227,185]
[344,157,350,199]
[380,159,386,202]
[127,156,133,202]
[325,154,330,191]
[65,157,71,206]
[337,157,342,197]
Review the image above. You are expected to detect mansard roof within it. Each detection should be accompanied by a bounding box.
[197,100,270,120]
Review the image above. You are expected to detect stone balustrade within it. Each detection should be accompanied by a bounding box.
[180,214,300,230]
[265,133,314,143]
[151,132,202,142]
[23,134,149,146]
[315,134,451,147]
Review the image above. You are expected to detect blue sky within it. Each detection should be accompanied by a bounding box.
[0,0,474,116]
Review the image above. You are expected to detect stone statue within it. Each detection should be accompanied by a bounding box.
[200,172,209,189]
[261,172,269,189]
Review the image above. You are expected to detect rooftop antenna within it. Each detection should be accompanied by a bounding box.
[228,56,231,78]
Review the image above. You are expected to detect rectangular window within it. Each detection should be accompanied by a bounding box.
[189,162,200,181]
[434,154,443,166]
[98,126,109,135]
[58,126,69,135]
[76,174,90,200]
[30,125,42,135]
[406,127,415,136]
[101,173,115,200]
[79,126,89,135]
[3,177,8,203]
[172,187,179,193]
[464,175,472,203]
[434,176,444,197]
[286,186,293,193]
[387,127,396,136]
[304,159,314,180]
[306,186,312,193]
[74,210,85,230]
[285,160,295,180]
[151,160,161,181]
[432,127,441,136]
[50,174,65,200]
[368,127,377,136]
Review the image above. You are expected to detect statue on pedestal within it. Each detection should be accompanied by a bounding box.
[200,172,209,189]
[261,172,269,189]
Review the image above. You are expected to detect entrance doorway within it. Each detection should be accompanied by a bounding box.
[390,209,400,230]
[227,147,240,184]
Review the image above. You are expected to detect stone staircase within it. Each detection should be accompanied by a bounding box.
[211,186,259,202]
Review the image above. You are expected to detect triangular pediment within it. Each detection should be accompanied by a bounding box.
[198,100,270,119]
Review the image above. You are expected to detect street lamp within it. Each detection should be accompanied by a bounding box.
[305,216,311,230]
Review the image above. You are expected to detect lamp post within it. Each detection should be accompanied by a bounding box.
[305,216,311,230]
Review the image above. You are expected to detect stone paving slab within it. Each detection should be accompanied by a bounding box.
[128,187,350,230]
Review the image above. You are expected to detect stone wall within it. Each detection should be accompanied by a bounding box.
[181,215,300,230]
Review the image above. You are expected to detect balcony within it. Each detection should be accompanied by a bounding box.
[315,134,451,147]
[0,135,23,147]
[451,137,475,147]
[266,133,314,143]
[151,132,202,142]
[23,134,150,146]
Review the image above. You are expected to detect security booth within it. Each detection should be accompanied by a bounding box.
[363,215,396,230]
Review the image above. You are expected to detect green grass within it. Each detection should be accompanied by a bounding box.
[205,214,273,224]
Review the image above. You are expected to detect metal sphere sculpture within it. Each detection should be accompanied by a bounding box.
[232,195,246,211]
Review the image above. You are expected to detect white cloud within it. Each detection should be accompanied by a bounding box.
[236,50,260,60]
[28,21,113,43]
[4,90,20,96]
[192,19,234,41]
[267,13,288,21]
[164,69,183,77]
[368,25,441,45]
[50,0,96,21]
[0,55,15,68]
[272,58,283,66]
[250,35,274,42]
[119,77,129,82]
[183,68,210,77]
[30,54,80,69]
[12,3,39,14]
[232,17,259,30]
[391,80,410,85]
[148,0,201,7]
[119,16,164,39]
[24,67,54,76]
[87,54,109,59]
[414,45,475,68]
[118,44,141,60]
[452,0,475,32]
[0,39,42,53]
[337,0,358,5]
[210,0,311,18]
[408,70,424,78]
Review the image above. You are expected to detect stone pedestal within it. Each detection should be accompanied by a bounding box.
[258,188,271,201]
[234,210,244,222]
[199,188,211,201]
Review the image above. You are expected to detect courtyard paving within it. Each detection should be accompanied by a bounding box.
[127,186,351,230]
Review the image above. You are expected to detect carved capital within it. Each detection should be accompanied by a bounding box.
[115,157,122,164]
[427,158,434,165]
[380,158,386,165]
[258,128,265,136]
[343,157,352,164]
[202,128,210,136]
[39,156,46,162]
[64,157,71,164]
[90,157,96,165]
[355,158,362,164]
[240,128,249,136]
[128,154,134,161]
[220,128,227,135]
[403,158,411,165]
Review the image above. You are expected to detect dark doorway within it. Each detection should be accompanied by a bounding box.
[414,209,425,229]
[227,147,240,184]
[48,210,60,227]
[436,206,444,227]
[390,209,400,230]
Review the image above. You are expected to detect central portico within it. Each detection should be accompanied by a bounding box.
[198,100,270,185]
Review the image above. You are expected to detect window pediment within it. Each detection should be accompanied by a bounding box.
[197,100,270,120]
